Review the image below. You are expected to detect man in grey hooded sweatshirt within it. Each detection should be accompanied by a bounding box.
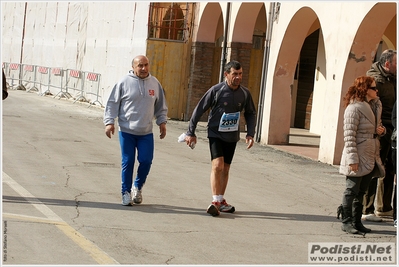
[103,55,168,206]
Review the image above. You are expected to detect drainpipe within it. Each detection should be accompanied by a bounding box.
[255,2,275,142]
[18,2,28,89]
[219,2,231,82]
[19,2,27,64]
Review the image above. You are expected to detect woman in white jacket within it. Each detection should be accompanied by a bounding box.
[338,76,386,235]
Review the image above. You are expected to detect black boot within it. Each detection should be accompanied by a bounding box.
[353,199,371,233]
[342,220,359,234]
[338,204,359,234]
[353,221,371,233]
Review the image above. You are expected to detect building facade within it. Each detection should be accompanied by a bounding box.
[2,1,397,165]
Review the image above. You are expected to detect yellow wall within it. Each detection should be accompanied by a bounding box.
[248,48,263,110]
[147,39,191,120]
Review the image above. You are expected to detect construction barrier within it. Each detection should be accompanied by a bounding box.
[52,67,71,99]
[84,71,102,107]
[8,63,21,89]
[65,69,85,103]
[22,64,37,92]
[2,62,103,107]
[36,66,51,95]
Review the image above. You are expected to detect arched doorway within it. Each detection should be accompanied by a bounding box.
[293,29,320,130]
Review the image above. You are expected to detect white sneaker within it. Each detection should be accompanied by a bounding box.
[132,187,142,204]
[362,214,382,222]
[122,191,132,206]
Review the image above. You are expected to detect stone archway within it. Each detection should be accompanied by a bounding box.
[229,2,266,131]
[261,7,320,145]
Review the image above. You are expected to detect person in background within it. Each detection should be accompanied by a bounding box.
[338,76,385,234]
[3,69,8,100]
[185,60,257,216]
[362,49,397,222]
[391,101,397,227]
[103,55,168,206]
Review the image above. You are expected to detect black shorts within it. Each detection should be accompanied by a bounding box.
[208,137,237,164]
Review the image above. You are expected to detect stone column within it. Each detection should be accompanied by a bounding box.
[229,42,253,132]
[186,41,221,121]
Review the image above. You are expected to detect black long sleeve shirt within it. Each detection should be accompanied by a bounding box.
[187,81,256,143]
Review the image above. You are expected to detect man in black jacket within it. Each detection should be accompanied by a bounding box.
[185,60,257,216]
[362,49,397,221]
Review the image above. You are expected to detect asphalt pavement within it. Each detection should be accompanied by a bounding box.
[1,89,397,265]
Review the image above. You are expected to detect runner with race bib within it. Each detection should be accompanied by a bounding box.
[184,60,257,216]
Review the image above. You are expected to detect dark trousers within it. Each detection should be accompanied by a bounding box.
[342,168,376,222]
[392,147,397,221]
[363,130,394,214]
[394,184,397,220]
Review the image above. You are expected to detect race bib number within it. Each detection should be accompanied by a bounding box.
[218,112,240,132]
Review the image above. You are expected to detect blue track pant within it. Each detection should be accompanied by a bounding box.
[119,131,154,194]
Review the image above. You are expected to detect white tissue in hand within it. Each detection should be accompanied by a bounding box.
[178,133,187,142]
[178,132,196,149]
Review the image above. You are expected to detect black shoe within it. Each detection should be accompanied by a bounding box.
[354,222,371,233]
[341,223,358,234]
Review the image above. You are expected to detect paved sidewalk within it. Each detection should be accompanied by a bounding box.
[242,128,321,162]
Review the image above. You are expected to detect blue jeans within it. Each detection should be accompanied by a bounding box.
[119,131,154,194]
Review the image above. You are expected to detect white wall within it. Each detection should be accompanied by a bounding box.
[1,2,151,102]
[1,2,25,63]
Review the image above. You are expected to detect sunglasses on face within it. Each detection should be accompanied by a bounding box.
[369,86,377,91]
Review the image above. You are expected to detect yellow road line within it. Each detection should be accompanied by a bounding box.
[3,212,65,224]
[2,172,119,265]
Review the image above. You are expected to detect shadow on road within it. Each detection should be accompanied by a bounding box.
[4,194,396,236]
